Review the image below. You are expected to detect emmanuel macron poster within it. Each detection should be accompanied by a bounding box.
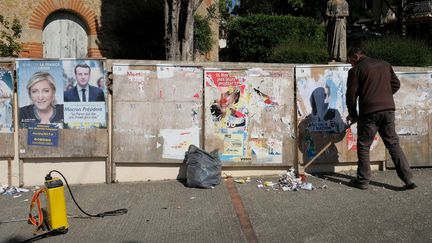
[62,59,107,128]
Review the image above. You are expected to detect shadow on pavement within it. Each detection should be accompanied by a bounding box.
[3,237,27,243]
[176,179,188,188]
[314,172,405,191]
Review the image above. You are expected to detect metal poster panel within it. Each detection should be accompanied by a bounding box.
[112,64,203,163]
[391,72,432,167]
[16,59,107,130]
[296,64,384,165]
[394,72,432,136]
[0,63,13,133]
[204,68,295,164]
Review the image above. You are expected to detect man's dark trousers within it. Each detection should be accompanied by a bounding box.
[357,110,413,184]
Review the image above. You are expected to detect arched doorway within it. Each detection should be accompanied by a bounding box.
[43,11,88,58]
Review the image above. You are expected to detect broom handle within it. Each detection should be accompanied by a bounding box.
[302,122,353,169]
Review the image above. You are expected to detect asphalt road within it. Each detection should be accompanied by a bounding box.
[1,168,431,243]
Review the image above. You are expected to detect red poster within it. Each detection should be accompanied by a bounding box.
[206,72,240,87]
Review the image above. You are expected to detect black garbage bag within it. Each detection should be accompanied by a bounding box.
[184,145,221,188]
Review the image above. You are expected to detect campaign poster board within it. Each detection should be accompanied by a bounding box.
[0,62,14,157]
[16,59,108,157]
[391,72,432,167]
[0,63,13,133]
[112,64,203,163]
[204,68,295,165]
[17,59,107,130]
[296,65,385,165]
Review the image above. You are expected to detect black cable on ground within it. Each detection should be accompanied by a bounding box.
[10,171,128,243]
[21,228,66,243]
[48,170,128,218]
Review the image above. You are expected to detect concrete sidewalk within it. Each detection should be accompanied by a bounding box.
[1,168,431,243]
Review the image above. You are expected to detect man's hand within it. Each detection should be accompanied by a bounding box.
[347,115,358,124]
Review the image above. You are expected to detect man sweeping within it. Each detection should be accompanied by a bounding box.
[345,48,416,190]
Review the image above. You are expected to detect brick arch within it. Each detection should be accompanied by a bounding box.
[22,0,101,57]
[29,0,97,35]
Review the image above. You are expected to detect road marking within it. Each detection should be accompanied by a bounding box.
[225,178,258,243]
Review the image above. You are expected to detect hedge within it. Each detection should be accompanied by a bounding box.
[363,35,432,67]
[269,39,328,64]
[226,14,326,62]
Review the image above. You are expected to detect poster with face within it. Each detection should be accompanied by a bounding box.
[296,65,350,163]
[296,65,349,134]
[0,63,13,133]
[16,59,107,129]
[17,60,64,128]
[205,68,294,164]
[62,59,107,128]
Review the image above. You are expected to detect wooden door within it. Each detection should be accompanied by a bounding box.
[43,11,88,58]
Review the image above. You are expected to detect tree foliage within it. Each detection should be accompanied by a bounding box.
[0,15,22,57]
[226,14,325,62]
[193,15,212,54]
[234,0,328,18]
[382,0,426,36]
[270,39,328,64]
[363,35,432,66]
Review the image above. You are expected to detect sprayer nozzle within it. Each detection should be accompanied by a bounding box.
[45,173,52,181]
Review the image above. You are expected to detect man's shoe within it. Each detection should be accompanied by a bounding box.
[349,179,368,190]
[405,182,417,190]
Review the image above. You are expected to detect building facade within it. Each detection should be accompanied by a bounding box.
[0,0,219,60]
[1,0,102,58]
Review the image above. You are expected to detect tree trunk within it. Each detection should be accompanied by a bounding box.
[164,0,203,61]
[181,0,195,61]
[384,0,407,36]
[397,0,407,36]
[165,0,181,60]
